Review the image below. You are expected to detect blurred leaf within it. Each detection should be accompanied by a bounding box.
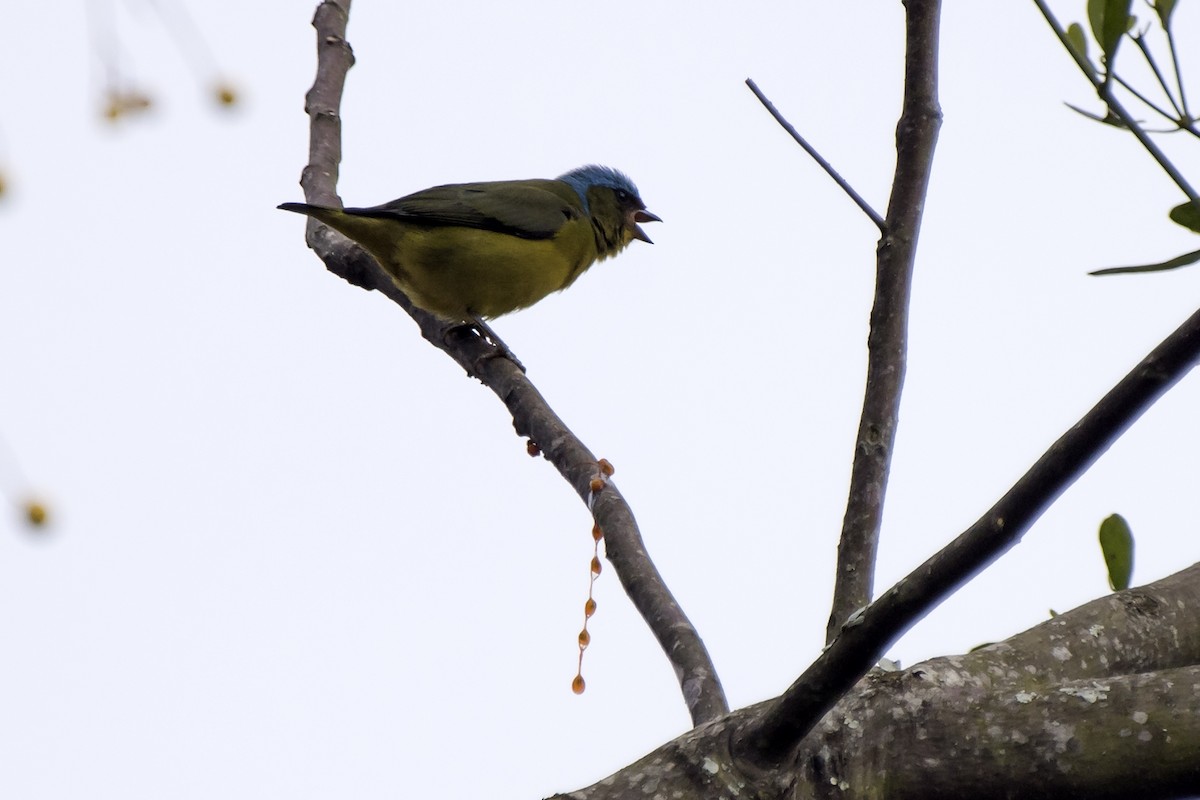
[1088,0,1134,64]
[1154,0,1177,28]
[24,500,48,529]
[1169,200,1200,232]
[1064,102,1127,127]
[1098,514,1134,591]
[1065,23,1099,77]
[1066,22,1089,59]
[1091,247,1200,275]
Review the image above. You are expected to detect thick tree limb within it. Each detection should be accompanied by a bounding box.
[289,0,727,725]
[807,663,1200,800]
[557,561,1200,800]
[975,561,1200,681]
[826,0,943,643]
[809,596,1200,800]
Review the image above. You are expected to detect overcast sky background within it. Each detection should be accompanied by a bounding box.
[3,1,1199,797]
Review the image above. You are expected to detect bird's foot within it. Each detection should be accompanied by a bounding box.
[444,317,526,373]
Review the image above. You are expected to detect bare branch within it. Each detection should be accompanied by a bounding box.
[1166,24,1191,120]
[825,0,943,643]
[287,0,727,726]
[461,357,730,724]
[745,78,885,231]
[1131,33,1185,119]
[299,1,352,213]
[736,299,1200,768]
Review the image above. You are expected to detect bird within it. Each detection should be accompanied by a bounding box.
[278,165,660,352]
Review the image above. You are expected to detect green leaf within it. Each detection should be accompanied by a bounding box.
[1065,22,1098,77]
[1088,0,1134,64]
[1099,514,1134,591]
[1169,200,1200,232]
[1091,247,1200,275]
[1155,0,1177,29]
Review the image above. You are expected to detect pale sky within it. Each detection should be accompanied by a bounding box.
[3,2,1199,797]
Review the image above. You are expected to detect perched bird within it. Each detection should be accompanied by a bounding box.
[279,165,660,330]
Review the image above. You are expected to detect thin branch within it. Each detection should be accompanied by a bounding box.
[745,78,885,231]
[290,0,727,726]
[1033,0,1200,207]
[1131,33,1184,118]
[824,0,943,644]
[1112,73,1185,129]
[735,302,1200,768]
[1166,25,1190,120]
[298,0,352,214]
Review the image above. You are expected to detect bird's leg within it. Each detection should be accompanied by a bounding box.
[452,314,526,373]
[472,315,527,373]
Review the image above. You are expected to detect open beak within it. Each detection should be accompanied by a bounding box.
[630,208,662,244]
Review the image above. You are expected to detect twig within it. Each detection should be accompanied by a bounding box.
[291,0,727,726]
[737,301,1200,767]
[1112,73,1184,130]
[1033,0,1200,207]
[298,0,352,213]
[1166,25,1190,120]
[1131,34,1184,119]
[823,0,942,644]
[745,78,885,231]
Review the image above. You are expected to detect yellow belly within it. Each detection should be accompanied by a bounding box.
[385,225,594,319]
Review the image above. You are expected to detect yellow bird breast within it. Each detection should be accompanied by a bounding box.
[378,222,597,320]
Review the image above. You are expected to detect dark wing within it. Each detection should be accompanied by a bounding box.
[346,179,582,240]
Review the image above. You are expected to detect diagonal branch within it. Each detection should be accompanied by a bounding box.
[290,0,727,726]
[735,301,1200,768]
[825,0,943,644]
[745,78,885,230]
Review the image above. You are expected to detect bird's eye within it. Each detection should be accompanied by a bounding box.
[616,189,629,201]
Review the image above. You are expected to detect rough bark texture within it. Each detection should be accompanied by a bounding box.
[553,562,1200,800]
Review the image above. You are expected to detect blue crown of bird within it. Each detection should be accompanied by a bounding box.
[279,165,660,323]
